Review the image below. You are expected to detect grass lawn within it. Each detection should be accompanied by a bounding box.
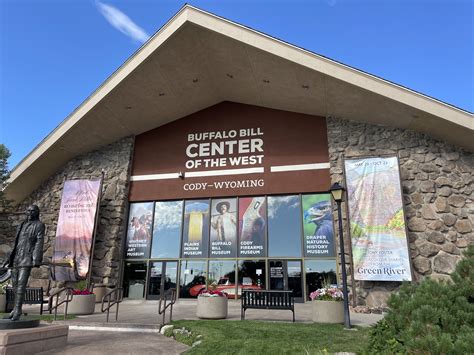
[171,320,370,354]
[0,313,76,321]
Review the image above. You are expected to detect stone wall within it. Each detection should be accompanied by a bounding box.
[0,137,134,289]
[327,117,473,312]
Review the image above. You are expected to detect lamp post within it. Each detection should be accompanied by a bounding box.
[330,182,351,329]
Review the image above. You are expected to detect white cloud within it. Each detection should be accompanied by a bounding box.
[154,201,183,229]
[96,1,150,43]
[267,195,299,219]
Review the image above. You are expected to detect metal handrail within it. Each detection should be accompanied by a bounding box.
[101,287,123,323]
[48,287,74,320]
[158,288,177,326]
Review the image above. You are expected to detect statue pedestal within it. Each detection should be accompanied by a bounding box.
[0,317,40,330]
[0,324,68,354]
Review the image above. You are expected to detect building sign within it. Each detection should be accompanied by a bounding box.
[52,179,101,281]
[185,128,264,170]
[125,202,154,259]
[182,200,210,258]
[302,194,335,257]
[345,156,412,281]
[210,198,237,257]
[130,102,331,200]
[238,197,267,257]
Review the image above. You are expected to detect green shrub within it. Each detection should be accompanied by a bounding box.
[366,245,474,354]
[450,243,474,303]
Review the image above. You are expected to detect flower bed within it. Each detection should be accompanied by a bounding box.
[72,289,93,296]
[198,289,228,298]
[310,287,344,324]
[309,287,343,302]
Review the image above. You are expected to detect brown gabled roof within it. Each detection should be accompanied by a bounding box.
[6,5,473,205]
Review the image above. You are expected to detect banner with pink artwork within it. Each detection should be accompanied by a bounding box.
[345,156,412,281]
[51,179,102,281]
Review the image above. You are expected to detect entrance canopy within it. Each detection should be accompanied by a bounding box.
[6,5,473,205]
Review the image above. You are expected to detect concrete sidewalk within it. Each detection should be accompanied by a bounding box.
[24,300,383,354]
[36,329,189,355]
[28,299,383,327]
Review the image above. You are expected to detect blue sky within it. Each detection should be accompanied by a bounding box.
[1,0,472,169]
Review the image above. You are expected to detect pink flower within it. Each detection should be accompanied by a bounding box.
[73,289,94,295]
[310,287,343,301]
[198,289,228,298]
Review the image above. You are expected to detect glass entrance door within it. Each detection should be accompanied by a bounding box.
[123,262,147,299]
[269,260,303,302]
[147,261,178,300]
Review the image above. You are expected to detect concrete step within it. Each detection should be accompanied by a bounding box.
[46,321,162,333]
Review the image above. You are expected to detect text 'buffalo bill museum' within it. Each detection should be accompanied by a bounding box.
[1,5,472,310]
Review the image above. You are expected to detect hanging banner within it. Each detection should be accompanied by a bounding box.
[125,202,154,259]
[181,200,210,258]
[52,179,101,281]
[238,197,267,257]
[345,156,412,281]
[302,194,335,257]
[210,198,237,257]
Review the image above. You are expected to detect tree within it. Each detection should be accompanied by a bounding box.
[0,144,12,210]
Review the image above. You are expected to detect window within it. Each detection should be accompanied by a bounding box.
[208,260,237,297]
[179,260,207,298]
[238,197,267,257]
[305,259,338,300]
[237,260,265,297]
[302,194,335,257]
[151,201,183,258]
[123,262,147,299]
[268,195,302,257]
[182,200,210,258]
[125,202,154,259]
[210,198,237,257]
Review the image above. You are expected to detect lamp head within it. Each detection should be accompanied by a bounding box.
[330,182,345,202]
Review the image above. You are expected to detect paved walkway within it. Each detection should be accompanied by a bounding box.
[41,299,383,326]
[23,300,383,354]
[35,329,189,355]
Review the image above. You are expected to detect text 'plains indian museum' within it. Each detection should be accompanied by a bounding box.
[1,5,472,310]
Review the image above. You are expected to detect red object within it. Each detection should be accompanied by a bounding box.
[198,289,228,297]
[72,289,94,295]
[189,277,262,299]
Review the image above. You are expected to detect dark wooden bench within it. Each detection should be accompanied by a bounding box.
[6,287,46,315]
[241,289,295,322]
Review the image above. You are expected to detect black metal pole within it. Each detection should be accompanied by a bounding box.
[337,200,351,329]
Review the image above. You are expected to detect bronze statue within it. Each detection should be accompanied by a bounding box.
[5,205,44,321]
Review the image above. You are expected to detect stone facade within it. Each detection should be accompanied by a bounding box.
[1,114,472,308]
[0,137,134,289]
[327,117,473,312]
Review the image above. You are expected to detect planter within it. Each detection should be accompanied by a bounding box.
[196,296,228,319]
[0,294,5,313]
[68,294,96,315]
[93,285,106,303]
[312,300,344,324]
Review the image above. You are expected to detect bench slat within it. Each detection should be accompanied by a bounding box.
[241,289,295,322]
